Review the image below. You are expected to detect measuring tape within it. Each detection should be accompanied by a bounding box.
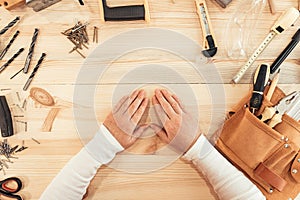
[232,7,300,84]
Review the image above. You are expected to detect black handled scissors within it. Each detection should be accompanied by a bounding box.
[0,177,23,200]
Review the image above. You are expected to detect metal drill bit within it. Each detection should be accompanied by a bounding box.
[23,53,46,91]
[0,30,20,60]
[0,17,20,35]
[10,67,24,79]
[24,28,39,74]
[0,48,24,73]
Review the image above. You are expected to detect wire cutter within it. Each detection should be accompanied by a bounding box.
[261,91,300,127]
[0,177,23,200]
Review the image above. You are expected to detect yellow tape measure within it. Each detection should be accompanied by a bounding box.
[232,7,300,84]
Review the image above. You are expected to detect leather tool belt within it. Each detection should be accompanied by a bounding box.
[215,86,300,200]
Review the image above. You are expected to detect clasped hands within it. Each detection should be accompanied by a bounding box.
[104,89,201,154]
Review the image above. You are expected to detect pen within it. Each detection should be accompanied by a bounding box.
[23,53,46,91]
[270,28,300,74]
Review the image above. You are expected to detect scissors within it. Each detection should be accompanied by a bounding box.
[0,177,23,200]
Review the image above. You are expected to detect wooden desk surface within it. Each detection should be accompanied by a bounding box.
[0,0,299,199]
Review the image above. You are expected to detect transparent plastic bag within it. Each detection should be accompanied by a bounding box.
[225,0,266,59]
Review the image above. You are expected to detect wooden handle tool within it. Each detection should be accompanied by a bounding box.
[0,0,25,10]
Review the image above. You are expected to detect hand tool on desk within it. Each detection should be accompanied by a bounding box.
[266,69,280,101]
[0,48,24,73]
[26,0,61,12]
[98,0,150,22]
[249,64,270,113]
[0,17,20,36]
[0,96,14,137]
[231,7,299,84]
[0,0,61,11]
[214,0,232,8]
[270,28,300,74]
[23,28,39,74]
[0,177,23,200]
[23,53,46,91]
[261,91,300,127]
[195,0,217,57]
[0,31,20,60]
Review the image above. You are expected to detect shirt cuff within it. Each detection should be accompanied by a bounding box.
[84,124,124,164]
[183,135,213,161]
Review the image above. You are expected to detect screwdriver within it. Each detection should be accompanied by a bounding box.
[250,64,270,113]
[232,7,299,84]
[270,28,300,74]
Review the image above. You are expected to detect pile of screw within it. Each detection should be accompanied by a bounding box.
[62,21,89,58]
[0,139,28,175]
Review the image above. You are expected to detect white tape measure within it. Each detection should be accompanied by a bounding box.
[232,7,300,84]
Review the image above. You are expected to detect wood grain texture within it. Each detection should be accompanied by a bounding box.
[0,0,299,199]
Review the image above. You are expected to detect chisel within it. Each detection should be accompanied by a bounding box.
[232,7,299,84]
[250,64,270,113]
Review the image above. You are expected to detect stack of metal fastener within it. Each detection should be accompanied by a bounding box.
[62,21,89,58]
[0,139,28,175]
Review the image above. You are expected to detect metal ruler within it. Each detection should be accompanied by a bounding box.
[26,0,61,12]
[231,7,299,84]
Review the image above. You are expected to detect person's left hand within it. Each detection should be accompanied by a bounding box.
[150,89,201,153]
[104,90,149,149]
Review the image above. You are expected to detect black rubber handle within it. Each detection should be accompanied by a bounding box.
[102,0,145,21]
[0,96,14,137]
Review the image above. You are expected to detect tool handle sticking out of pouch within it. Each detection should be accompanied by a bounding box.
[261,91,300,127]
[250,64,270,114]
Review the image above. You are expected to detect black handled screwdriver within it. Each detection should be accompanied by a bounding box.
[270,28,300,74]
[250,64,270,113]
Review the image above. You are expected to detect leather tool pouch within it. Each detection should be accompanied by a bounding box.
[215,87,300,200]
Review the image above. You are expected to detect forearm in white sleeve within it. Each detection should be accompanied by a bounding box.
[40,124,124,200]
[183,135,266,200]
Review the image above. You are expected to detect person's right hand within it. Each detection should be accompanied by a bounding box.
[151,89,201,153]
[104,90,149,149]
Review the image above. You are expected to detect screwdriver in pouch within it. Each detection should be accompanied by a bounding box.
[250,64,270,113]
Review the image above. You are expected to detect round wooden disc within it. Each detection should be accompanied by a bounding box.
[30,87,55,106]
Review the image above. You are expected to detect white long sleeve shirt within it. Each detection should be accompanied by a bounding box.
[40,125,266,200]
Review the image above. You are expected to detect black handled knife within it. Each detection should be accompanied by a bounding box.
[250,64,270,113]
